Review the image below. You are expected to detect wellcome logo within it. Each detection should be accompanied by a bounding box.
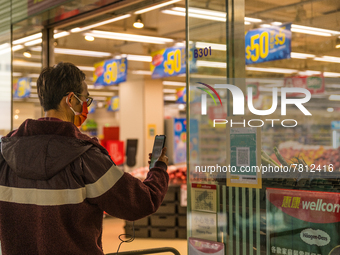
[197,83,312,128]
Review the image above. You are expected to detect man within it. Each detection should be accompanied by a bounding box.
[0,62,169,254]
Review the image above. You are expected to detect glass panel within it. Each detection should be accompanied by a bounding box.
[0,0,12,137]
[12,18,44,129]
[187,0,340,254]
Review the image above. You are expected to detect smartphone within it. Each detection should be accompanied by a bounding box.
[149,135,166,169]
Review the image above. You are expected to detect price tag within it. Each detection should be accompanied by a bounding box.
[151,47,186,79]
[94,58,127,86]
[245,24,291,65]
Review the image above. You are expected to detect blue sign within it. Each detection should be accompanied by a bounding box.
[245,24,291,65]
[151,47,186,79]
[93,58,127,86]
[106,96,119,112]
[332,121,340,130]
[13,77,31,98]
[174,118,186,164]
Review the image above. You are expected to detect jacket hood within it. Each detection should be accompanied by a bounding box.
[0,118,111,180]
[1,135,92,180]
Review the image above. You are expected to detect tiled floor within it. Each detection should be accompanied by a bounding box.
[102,217,187,255]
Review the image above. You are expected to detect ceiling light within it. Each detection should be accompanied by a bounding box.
[0,43,10,50]
[164,95,177,101]
[327,108,334,112]
[71,14,131,33]
[13,72,23,77]
[12,45,24,51]
[314,56,340,63]
[54,31,70,39]
[85,30,174,44]
[131,70,152,75]
[271,22,282,26]
[24,39,42,46]
[135,0,181,14]
[13,60,42,68]
[162,8,226,22]
[127,54,151,62]
[244,17,262,23]
[246,67,298,74]
[195,42,226,51]
[13,33,42,45]
[291,27,331,37]
[324,72,340,77]
[133,15,144,29]
[196,60,226,68]
[298,70,321,76]
[78,66,95,71]
[292,24,340,36]
[54,48,111,57]
[85,35,95,41]
[14,115,19,120]
[291,52,316,59]
[163,81,186,86]
[260,24,271,28]
[244,21,251,25]
[329,95,340,101]
[23,51,32,58]
[178,104,186,110]
[163,89,177,93]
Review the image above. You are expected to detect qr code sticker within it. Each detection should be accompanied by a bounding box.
[194,190,214,211]
[236,147,250,166]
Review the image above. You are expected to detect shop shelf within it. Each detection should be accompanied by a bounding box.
[124,225,149,238]
[177,215,186,227]
[163,186,178,201]
[125,217,149,227]
[177,227,186,239]
[155,202,176,214]
[150,215,176,227]
[177,204,187,215]
[150,227,176,239]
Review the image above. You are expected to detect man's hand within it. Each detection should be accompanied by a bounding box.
[148,147,169,166]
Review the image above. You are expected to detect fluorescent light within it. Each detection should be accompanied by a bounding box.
[12,45,24,51]
[78,66,95,71]
[314,56,340,63]
[161,10,185,17]
[260,24,271,28]
[163,89,177,93]
[27,73,40,78]
[291,27,331,37]
[291,52,316,59]
[13,72,22,77]
[71,14,131,33]
[127,54,151,62]
[196,60,226,68]
[13,60,42,68]
[135,0,181,14]
[163,81,186,86]
[324,72,340,77]
[54,48,112,57]
[24,39,42,46]
[327,108,334,112]
[271,22,282,26]
[89,91,116,96]
[195,42,226,51]
[13,33,42,45]
[162,8,226,22]
[54,31,70,39]
[244,17,262,23]
[85,35,95,41]
[246,67,298,74]
[131,70,152,75]
[164,95,177,101]
[298,70,321,76]
[292,24,340,36]
[85,30,174,44]
[329,95,340,101]
[244,21,251,25]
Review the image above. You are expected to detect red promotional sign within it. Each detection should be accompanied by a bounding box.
[192,183,216,190]
[267,188,340,224]
[284,75,325,96]
[106,140,125,165]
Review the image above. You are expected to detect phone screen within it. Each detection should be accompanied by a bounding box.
[149,135,166,169]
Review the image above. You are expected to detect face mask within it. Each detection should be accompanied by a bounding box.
[67,93,88,127]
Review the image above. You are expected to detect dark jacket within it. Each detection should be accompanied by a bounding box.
[0,117,169,255]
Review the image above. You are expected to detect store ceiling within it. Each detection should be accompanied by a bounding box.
[10,0,340,109]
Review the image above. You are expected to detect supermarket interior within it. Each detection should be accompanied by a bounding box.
[1,0,340,254]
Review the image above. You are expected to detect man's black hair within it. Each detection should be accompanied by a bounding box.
[37,62,86,111]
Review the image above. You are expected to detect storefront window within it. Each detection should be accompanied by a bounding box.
[187,0,340,254]
[0,0,12,137]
